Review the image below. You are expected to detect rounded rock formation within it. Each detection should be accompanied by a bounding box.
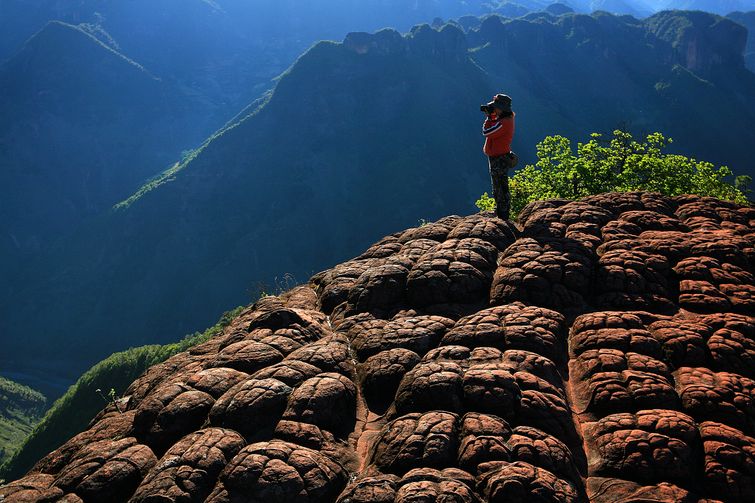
[3,192,753,502]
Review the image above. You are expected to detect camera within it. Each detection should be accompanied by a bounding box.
[480,103,496,114]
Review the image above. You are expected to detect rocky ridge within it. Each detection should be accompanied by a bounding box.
[1,192,753,502]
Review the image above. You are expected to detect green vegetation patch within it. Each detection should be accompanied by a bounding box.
[0,377,46,467]
[479,130,750,217]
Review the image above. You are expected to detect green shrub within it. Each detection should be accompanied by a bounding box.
[509,130,748,217]
[475,192,496,212]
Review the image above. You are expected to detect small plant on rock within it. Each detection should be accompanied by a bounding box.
[95,388,123,413]
[475,192,496,213]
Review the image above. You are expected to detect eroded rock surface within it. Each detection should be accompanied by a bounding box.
[3,192,753,502]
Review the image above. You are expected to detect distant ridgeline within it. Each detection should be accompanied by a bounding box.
[728,10,755,70]
[2,10,754,400]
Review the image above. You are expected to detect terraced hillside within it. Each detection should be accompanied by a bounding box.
[1,192,753,502]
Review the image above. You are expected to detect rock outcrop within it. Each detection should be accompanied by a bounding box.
[2,192,753,502]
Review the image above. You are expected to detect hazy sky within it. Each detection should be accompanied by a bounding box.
[578,0,755,15]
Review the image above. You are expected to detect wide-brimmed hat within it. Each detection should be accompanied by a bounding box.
[492,94,512,113]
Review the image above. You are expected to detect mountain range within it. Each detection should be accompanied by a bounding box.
[0,1,521,376]
[2,9,752,400]
[1,1,753,281]
[0,1,599,309]
[4,2,755,66]
[571,1,755,16]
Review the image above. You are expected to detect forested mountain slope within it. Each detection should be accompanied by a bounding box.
[0,378,45,467]
[0,22,212,278]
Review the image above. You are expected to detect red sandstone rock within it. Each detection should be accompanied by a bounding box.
[132,383,216,454]
[0,474,74,502]
[282,372,357,435]
[206,440,348,502]
[406,237,499,307]
[208,377,292,441]
[583,410,699,484]
[476,461,579,502]
[699,421,755,501]
[490,237,594,311]
[441,303,565,363]
[30,410,136,476]
[130,428,245,502]
[6,193,754,502]
[369,411,460,474]
[347,314,455,360]
[53,437,157,502]
[585,477,702,503]
[359,348,421,411]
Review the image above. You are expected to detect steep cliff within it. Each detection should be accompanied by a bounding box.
[728,10,755,72]
[646,10,748,73]
[2,192,753,502]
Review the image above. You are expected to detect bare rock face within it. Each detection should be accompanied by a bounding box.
[3,192,754,502]
[130,428,245,503]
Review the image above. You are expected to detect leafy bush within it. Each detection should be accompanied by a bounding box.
[508,130,749,216]
[475,192,496,212]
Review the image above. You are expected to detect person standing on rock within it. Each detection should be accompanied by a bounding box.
[481,93,517,220]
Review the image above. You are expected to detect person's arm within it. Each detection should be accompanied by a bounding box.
[482,116,502,136]
[484,116,513,139]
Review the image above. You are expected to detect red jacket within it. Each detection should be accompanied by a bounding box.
[482,113,515,157]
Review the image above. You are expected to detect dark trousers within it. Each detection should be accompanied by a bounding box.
[488,155,511,220]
